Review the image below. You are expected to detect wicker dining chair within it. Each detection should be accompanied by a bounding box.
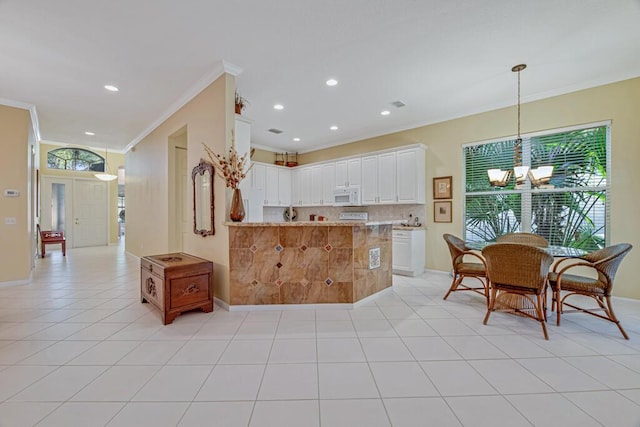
[496,232,549,247]
[482,243,554,339]
[442,234,489,304]
[548,243,632,339]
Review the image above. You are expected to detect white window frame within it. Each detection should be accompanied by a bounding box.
[462,120,611,246]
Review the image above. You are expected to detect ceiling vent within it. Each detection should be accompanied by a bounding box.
[391,100,406,108]
[268,128,283,134]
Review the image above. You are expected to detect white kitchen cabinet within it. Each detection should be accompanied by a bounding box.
[291,168,301,206]
[309,165,322,205]
[361,152,397,205]
[265,165,279,205]
[252,163,266,199]
[293,166,311,206]
[252,162,292,207]
[377,151,397,203]
[335,158,361,188]
[278,168,292,206]
[392,228,425,276]
[361,155,378,205]
[396,146,426,204]
[321,162,336,205]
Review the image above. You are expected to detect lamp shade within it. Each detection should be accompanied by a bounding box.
[514,165,530,184]
[487,168,512,187]
[94,173,118,181]
[528,165,554,187]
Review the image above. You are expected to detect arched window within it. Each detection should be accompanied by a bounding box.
[47,148,105,171]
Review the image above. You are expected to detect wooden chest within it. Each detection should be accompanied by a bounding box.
[140,252,214,325]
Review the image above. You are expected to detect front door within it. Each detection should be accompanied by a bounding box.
[73,179,108,247]
[40,176,108,249]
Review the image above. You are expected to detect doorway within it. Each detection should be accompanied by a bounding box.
[40,176,109,248]
[169,126,188,252]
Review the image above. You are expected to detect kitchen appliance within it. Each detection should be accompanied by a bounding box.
[338,212,368,222]
[333,187,361,206]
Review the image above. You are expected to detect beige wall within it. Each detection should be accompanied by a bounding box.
[126,73,235,303]
[300,77,640,299]
[0,105,32,283]
[251,147,276,164]
[39,143,125,244]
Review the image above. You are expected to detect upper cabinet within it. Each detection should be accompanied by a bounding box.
[335,158,361,188]
[252,163,291,207]
[320,162,336,205]
[254,144,426,208]
[362,152,397,204]
[292,162,336,207]
[396,146,426,204]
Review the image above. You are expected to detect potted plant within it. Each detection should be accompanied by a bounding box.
[235,91,248,115]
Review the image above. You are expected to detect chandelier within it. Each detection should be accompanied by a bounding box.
[94,148,118,181]
[488,64,554,188]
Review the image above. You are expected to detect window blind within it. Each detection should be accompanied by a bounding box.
[463,124,609,250]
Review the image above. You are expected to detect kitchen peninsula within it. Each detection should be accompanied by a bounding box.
[227,221,392,306]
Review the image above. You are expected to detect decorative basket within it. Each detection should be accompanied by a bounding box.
[285,152,298,167]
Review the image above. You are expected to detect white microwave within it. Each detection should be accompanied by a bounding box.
[333,187,361,206]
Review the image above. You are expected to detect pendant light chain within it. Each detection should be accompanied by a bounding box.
[512,64,527,166]
[517,68,521,142]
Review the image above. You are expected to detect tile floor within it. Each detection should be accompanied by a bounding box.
[1,243,640,426]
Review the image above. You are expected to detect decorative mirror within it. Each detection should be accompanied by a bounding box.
[192,159,215,236]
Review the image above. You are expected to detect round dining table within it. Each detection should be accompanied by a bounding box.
[465,240,588,257]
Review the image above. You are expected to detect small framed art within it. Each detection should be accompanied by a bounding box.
[434,200,452,223]
[433,176,452,199]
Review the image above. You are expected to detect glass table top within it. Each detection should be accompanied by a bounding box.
[465,241,588,258]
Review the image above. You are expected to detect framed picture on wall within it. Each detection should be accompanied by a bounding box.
[434,200,452,223]
[433,176,452,199]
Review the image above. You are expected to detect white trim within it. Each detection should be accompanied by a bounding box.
[252,143,427,168]
[214,285,393,311]
[462,120,612,148]
[0,280,29,289]
[125,59,243,153]
[0,277,31,288]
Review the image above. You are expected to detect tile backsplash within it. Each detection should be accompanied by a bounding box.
[263,204,426,225]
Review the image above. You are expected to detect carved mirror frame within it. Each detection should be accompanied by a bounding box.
[192,159,215,236]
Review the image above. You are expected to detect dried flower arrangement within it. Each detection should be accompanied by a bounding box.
[202,131,253,189]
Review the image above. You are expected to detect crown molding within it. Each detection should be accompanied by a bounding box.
[126,59,243,152]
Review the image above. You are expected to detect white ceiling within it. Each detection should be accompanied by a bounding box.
[2,0,640,154]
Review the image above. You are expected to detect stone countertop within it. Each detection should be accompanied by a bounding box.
[225,221,395,227]
[392,225,426,231]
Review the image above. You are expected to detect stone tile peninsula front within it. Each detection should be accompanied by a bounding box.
[227,222,392,306]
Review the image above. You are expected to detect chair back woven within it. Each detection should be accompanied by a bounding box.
[443,234,467,268]
[482,243,553,292]
[496,233,549,247]
[581,243,632,291]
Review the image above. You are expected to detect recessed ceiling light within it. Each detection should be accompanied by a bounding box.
[84,131,95,136]
[293,137,301,142]
[273,104,284,110]
[381,110,390,116]
[104,85,119,92]
[326,79,338,87]
[330,125,338,131]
